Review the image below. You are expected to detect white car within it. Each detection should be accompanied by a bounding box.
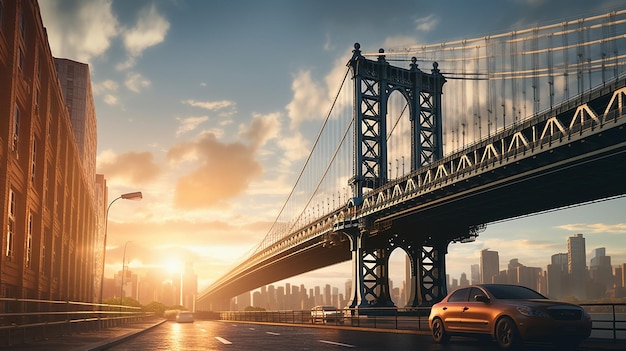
[176,311,195,323]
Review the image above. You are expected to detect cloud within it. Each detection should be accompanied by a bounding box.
[92,79,119,94]
[103,94,118,105]
[285,70,328,129]
[239,112,281,149]
[92,79,119,105]
[120,4,170,67]
[183,99,236,112]
[39,0,119,62]
[166,133,263,209]
[125,72,151,92]
[97,150,162,185]
[277,131,311,161]
[555,223,626,234]
[415,14,439,32]
[176,116,209,136]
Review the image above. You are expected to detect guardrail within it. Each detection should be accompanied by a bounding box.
[582,303,626,341]
[0,297,153,347]
[219,303,626,341]
[220,307,430,332]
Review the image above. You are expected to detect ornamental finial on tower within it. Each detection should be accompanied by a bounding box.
[410,57,420,72]
[378,48,387,63]
[350,43,363,62]
[432,61,440,74]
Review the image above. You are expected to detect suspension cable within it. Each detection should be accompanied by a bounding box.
[254,66,352,253]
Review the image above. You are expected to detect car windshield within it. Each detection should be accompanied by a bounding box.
[483,285,547,299]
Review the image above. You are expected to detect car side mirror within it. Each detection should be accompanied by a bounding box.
[474,294,490,303]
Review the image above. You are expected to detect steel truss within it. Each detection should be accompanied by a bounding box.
[342,45,451,309]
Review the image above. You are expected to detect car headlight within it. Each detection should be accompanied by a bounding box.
[516,306,549,317]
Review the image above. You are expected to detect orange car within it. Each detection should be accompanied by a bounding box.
[429,284,592,349]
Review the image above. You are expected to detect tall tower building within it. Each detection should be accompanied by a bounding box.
[54,58,97,195]
[547,253,568,299]
[568,234,587,298]
[470,264,480,285]
[589,247,612,295]
[480,249,499,283]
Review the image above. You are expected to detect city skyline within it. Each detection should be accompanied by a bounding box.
[268,230,626,304]
[36,0,626,293]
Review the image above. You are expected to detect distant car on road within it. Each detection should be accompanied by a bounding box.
[176,310,195,323]
[429,284,592,349]
[311,305,343,324]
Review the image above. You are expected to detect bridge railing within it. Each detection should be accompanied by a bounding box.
[220,306,431,332]
[0,297,154,347]
[218,303,626,341]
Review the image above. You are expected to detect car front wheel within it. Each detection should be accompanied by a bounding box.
[495,317,520,349]
[431,318,450,343]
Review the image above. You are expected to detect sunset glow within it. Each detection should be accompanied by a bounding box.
[37,0,626,296]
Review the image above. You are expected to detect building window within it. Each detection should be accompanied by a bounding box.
[41,230,47,274]
[26,212,33,268]
[6,190,16,258]
[52,245,57,280]
[12,104,20,152]
[18,47,24,71]
[31,139,37,184]
[34,88,39,112]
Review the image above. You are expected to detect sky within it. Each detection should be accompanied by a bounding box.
[38,0,626,297]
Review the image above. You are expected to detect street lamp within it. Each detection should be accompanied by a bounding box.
[99,191,142,304]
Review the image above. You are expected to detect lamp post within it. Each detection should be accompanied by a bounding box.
[99,191,142,304]
[120,241,132,305]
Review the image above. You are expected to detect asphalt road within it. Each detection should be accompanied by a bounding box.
[107,320,587,351]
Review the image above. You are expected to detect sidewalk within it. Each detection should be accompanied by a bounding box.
[2,318,166,351]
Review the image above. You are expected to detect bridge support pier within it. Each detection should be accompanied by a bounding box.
[343,227,395,309]
[404,240,449,307]
[340,222,457,310]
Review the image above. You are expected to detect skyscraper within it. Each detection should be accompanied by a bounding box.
[590,247,613,295]
[54,58,97,194]
[480,249,499,283]
[568,234,587,298]
[547,253,568,299]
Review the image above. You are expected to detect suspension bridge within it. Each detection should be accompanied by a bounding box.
[197,9,626,311]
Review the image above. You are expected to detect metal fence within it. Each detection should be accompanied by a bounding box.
[219,303,626,341]
[0,297,152,347]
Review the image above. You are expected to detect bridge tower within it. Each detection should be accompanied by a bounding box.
[342,43,448,309]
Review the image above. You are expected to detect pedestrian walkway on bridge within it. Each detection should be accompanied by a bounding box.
[2,318,165,351]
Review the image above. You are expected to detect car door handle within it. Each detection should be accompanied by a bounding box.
[442,307,447,310]
[463,307,469,311]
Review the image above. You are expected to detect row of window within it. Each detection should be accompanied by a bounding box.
[12,103,40,186]
[5,188,57,277]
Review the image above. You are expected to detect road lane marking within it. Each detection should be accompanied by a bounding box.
[319,340,356,348]
[215,337,232,345]
[249,327,256,330]
[266,331,281,336]
[200,328,207,332]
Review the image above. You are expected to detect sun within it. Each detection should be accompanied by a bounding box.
[163,259,182,274]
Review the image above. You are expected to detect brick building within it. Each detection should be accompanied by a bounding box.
[1,0,99,302]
